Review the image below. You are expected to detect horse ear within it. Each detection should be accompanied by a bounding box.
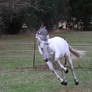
[40,24,44,28]
[47,35,49,39]
[43,26,46,29]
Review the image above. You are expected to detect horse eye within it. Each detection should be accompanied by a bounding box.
[41,48,43,51]
[38,32,41,34]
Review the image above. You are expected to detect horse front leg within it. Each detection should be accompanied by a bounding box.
[46,61,67,85]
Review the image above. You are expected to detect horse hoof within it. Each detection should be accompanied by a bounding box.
[65,68,68,73]
[74,79,79,85]
[61,80,67,86]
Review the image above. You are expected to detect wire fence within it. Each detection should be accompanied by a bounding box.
[0,40,92,70]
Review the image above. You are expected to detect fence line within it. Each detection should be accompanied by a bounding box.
[0,41,92,68]
[0,42,92,46]
[0,42,34,45]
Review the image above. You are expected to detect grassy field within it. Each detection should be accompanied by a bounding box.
[0,31,92,92]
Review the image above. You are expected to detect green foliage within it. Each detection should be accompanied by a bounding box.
[1,8,24,34]
[0,0,92,33]
[29,0,58,29]
[70,0,92,18]
[0,0,70,33]
[69,0,92,30]
[55,0,70,21]
[0,0,25,34]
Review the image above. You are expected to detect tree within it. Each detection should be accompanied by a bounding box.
[69,0,92,30]
[0,0,71,34]
[30,0,58,29]
[30,0,70,29]
[0,0,25,34]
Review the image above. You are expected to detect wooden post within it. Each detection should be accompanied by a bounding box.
[33,37,36,68]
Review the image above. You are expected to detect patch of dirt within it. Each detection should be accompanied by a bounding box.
[34,64,49,71]
[15,65,49,72]
[54,87,90,92]
[0,65,49,73]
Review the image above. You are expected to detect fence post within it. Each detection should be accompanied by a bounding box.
[33,37,36,68]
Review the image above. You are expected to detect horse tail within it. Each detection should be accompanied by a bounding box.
[69,45,86,58]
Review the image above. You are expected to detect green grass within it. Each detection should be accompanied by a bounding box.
[0,32,92,92]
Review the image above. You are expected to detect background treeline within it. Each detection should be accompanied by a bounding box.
[0,0,92,34]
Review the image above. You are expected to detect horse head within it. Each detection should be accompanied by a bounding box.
[36,26,51,61]
[36,26,49,42]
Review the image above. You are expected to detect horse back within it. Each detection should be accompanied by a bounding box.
[48,36,69,56]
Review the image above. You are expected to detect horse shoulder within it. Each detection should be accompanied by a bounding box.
[49,37,68,49]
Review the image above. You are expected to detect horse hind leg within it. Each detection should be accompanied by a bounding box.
[56,59,68,85]
[46,61,67,85]
[57,59,68,74]
[55,54,68,73]
[64,56,67,67]
[65,55,79,85]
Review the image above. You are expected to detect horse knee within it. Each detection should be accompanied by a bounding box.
[49,67,54,72]
[71,67,74,71]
